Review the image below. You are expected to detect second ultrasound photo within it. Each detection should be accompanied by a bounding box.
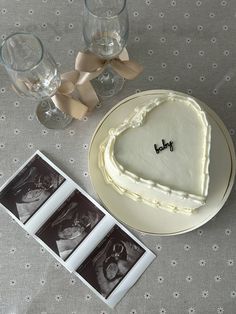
[36,190,105,260]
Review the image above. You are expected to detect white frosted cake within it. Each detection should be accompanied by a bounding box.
[99,91,211,214]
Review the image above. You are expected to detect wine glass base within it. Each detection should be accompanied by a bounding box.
[36,100,73,129]
[92,66,124,98]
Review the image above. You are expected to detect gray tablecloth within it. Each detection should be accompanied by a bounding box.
[0,1,235,313]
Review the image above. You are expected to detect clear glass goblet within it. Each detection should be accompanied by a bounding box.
[83,0,129,98]
[0,32,73,129]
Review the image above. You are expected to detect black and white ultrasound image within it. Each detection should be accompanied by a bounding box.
[0,155,65,224]
[77,225,145,299]
[36,190,104,260]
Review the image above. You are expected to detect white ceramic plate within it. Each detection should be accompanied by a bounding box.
[89,90,235,235]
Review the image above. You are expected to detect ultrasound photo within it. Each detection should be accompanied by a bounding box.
[0,155,65,224]
[77,225,145,299]
[36,190,105,260]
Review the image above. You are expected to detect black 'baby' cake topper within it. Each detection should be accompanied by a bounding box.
[154,139,174,154]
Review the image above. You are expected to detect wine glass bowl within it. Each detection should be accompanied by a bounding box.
[83,0,129,97]
[0,32,72,129]
[83,0,129,59]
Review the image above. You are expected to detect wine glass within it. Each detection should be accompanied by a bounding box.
[0,32,73,129]
[83,0,129,97]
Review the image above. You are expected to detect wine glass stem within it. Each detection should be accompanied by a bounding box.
[44,98,62,117]
[92,64,124,98]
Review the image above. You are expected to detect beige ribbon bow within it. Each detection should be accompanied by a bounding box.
[52,70,99,120]
[76,48,144,85]
[53,48,143,119]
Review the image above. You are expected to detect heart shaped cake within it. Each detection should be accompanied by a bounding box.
[99,91,211,214]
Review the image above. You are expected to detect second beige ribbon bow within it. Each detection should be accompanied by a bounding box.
[52,70,99,120]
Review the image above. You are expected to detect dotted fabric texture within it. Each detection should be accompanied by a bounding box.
[0,0,235,314]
